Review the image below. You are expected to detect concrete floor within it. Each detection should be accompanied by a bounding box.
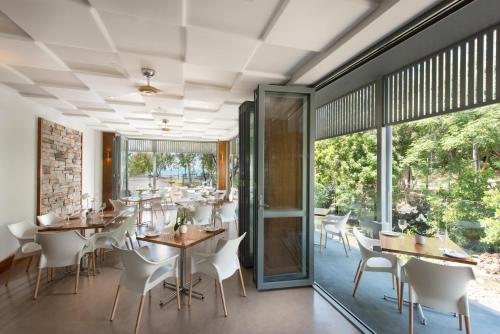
[0,247,360,334]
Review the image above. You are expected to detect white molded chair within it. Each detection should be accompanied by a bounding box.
[403,258,476,334]
[110,246,180,334]
[189,233,247,317]
[94,212,138,256]
[352,227,400,301]
[320,211,351,256]
[192,205,212,225]
[219,201,238,239]
[5,220,42,286]
[36,212,61,226]
[33,231,90,299]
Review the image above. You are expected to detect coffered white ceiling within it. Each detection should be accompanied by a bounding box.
[0,0,441,141]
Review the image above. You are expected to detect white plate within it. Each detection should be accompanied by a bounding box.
[40,223,64,228]
[144,231,160,238]
[204,226,219,232]
[381,231,401,237]
[440,248,469,259]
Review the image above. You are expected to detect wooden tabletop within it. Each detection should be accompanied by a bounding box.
[137,224,225,249]
[37,211,123,232]
[379,233,477,265]
[121,194,162,203]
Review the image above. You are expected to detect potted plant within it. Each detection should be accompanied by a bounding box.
[174,208,188,234]
[407,213,434,244]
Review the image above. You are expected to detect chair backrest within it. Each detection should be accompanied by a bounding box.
[337,211,351,229]
[37,212,61,226]
[219,201,237,220]
[404,258,475,315]
[35,231,88,267]
[213,233,246,277]
[113,245,177,293]
[109,199,125,211]
[8,220,37,241]
[352,227,378,260]
[192,205,212,225]
[123,212,138,236]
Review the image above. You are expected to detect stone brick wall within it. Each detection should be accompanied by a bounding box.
[39,118,82,216]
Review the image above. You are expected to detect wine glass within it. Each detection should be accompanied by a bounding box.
[65,207,73,223]
[398,219,408,233]
[100,202,106,216]
[438,227,448,243]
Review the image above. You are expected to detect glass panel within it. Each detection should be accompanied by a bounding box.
[127,152,154,194]
[264,93,306,210]
[264,217,303,279]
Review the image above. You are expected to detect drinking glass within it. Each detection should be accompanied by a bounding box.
[438,227,448,243]
[398,219,408,232]
[100,202,106,216]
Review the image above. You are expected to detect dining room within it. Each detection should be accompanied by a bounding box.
[1,1,500,334]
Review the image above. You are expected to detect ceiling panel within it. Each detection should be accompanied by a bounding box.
[42,86,104,103]
[187,0,282,39]
[0,36,66,70]
[119,52,183,85]
[3,83,51,96]
[265,0,375,52]
[89,0,183,25]
[99,11,185,59]
[184,63,238,89]
[0,64,33,84]
[0,0,112,51]
[13,66,86,88]
[74,72,135,96]
[231,71,287,94]
[0,10,29,38]
[246,43,315,76]
[186,26,258,72]
[22,94,76,109]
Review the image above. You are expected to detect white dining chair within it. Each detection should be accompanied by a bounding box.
[110,246,180,334]
[320,211,351,256]
[5,220,42,286]
[33,231,90,299]
[403,258,476,334]
[352,227,400,302]
[192,205,212,225]
[219,201,238,239]
[93,212,138,260]
[36,212,61,226]
[189,233,247,317]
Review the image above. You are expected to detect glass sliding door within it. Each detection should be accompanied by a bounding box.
[256,85,315,290]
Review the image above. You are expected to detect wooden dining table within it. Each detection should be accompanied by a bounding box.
[137,224,225,305]
[379,232,477,325]
[37,211,123,233]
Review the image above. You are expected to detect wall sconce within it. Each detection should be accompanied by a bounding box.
[105,150,112,159]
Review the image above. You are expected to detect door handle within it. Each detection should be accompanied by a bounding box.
[258,194,270,208]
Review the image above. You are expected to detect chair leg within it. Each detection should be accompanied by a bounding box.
[26,256,33,272]
[218,281,228,317]
[128,235,135,249]
[110,285,121,321]
[459,314,463,330]
[341,235,349,257]
[352,269,364,297]
[353,260,362,283]
[319,226,323,253]
[325,232,328,248]
[4,258,16,287]
[176,277,181,310]
[464,315,471,334]
[395,276,400,310]
[238,268,247,297]
[75,263,80,294]
[392,275,396,289]
[33,267,42,300]
[92,252,97,276]
[188,274,193,306]
[409,300,414,334]
[345,233,351,250]
[134,295,145,334]
[399,281,404,313]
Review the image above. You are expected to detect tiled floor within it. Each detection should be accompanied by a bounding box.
[0,247,360,334]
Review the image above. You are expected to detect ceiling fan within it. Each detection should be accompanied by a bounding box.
[107,67,161,99]
[160,119,170,132]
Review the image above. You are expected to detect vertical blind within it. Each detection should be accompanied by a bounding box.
[315,23,499,139]
[315,81,377,140]
[384,23,499,125]
[128,139,217,154]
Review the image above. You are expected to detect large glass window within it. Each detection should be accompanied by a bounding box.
[127,152,154,192]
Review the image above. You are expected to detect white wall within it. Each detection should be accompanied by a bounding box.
[0,85,103,261]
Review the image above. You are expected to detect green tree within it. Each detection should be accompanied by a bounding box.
[155,153,175,176]
[128,153,152,177]
[200,153,216,185]
[176,153,196,184]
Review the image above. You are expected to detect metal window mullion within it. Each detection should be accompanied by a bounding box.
[485,30,494,102]
[477,34,485,104]
[453,46,460,109]
[425,59,431,116]
[459,42,467,108]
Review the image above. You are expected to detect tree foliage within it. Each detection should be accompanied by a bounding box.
[128,153,152,177]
